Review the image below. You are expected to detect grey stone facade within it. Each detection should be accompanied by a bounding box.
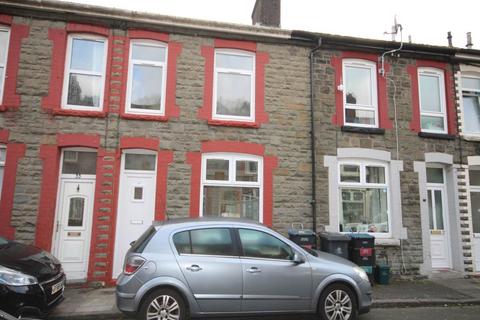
[1,0,480,283]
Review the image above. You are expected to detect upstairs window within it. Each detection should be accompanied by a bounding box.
[339,161,390,234]
[0,27,10,105]
[62,34,107,111]
[126,40,167,115]
[201,153,262,221]
[461,75,480,135]
[343,59,378,127]
[418,68,447,133]
[213,50,255,122]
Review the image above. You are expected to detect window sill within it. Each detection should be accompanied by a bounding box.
[461,134,480,142]
[121,113,169,122]
[341,126,385,135]
[374,238,400,247]
[418,132,455,140]
[208,119,260,128]
[50,108,107,118]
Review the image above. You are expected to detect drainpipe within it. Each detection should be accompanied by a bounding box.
[309,39,322,234]
[291,30,322,233]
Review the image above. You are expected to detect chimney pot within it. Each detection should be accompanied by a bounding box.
[466,32,473,49]
[251,0,281,28]
[447,31,452,47]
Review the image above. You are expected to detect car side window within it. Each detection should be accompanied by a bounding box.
[173,231,191,254]
[238,228,294,260]
[173,228,235,256]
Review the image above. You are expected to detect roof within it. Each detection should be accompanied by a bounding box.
[1,0,480,61]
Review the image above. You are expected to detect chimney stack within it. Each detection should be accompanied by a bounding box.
[251,0,281,28]
[447,31,452,47]
[466,32,473,49]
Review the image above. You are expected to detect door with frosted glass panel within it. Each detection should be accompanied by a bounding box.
[469,169,480,271]
[426,167,452,269]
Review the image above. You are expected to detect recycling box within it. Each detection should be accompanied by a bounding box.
[318,232,351,260]
[348,233,375,272]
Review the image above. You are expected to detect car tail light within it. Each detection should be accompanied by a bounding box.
[124,256,146,275]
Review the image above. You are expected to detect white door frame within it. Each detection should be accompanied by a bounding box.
[51,148,97,281]
[113,149,158,278]
[470,186,480,272]
[426,167,452,269]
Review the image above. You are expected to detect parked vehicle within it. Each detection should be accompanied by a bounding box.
[116,218,372,320]
[0,236,65,318]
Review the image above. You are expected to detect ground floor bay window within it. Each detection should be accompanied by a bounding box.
[324,148,406,244]
[201,153,263,221]
[339,162,390,235]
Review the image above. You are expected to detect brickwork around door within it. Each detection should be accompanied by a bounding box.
[0,15,313,283]
[456,165,475,274]
[312,49,479,275]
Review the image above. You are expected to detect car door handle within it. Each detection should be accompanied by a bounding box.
[186,264,202,272]
[246,267,261,273]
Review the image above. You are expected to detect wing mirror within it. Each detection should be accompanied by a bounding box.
[130,241,135,247]
[293,252,305,265]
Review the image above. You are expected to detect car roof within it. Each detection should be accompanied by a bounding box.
[153,217,265,229]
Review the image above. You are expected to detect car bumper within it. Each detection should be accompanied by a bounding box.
[0,273,65,317]
[358,282,373,315]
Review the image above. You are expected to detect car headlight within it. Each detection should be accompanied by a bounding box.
[0,265,38,286]
[353,266,369,282]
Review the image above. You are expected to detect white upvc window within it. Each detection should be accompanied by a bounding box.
[62,34,108,111]
[342,59,378,127]
[126,40,168,115]
[213,50,255,122]
[0,145,6,200]
[0,26,11,105]
[201,153,263,222]
[418,68,448,133]
[461,75,480,135]
[338,160,391,236]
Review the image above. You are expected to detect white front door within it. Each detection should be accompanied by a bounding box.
[54,179,95,280]
[112,151,157,278]
[471,191,480,272]
[426,167,451,269]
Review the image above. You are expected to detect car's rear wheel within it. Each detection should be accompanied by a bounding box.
[319,283,358,320]
[138,288,187,320]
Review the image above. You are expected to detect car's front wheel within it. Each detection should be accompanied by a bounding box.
[319,283,358,320]
[138,288,187,320]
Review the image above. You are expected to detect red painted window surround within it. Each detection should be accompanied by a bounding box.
[119,30,182,121]
[0,15,30,111]
[331,51,393,129]
[198,39,269,128]
[407,61,457,135]
[186,140,278,226]
[0,129,26,239]
[35,133,100,251]
[41,23,112,117]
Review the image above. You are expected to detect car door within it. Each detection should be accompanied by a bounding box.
[237,228,312,312]
[173,227,242,313]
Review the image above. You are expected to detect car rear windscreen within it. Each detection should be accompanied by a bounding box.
[131,226,157,253]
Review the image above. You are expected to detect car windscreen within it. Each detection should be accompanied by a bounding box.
[130,226,157,253]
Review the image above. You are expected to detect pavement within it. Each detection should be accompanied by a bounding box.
[49,277,480,320]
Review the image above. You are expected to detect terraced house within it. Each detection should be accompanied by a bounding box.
[0,0,479,285]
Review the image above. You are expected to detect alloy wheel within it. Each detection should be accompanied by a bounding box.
[324,289,353,320]
[146,294,180,320]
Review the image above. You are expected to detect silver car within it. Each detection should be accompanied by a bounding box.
[116,218,372,320]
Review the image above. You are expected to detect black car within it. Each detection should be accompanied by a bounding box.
[0,236,65,318]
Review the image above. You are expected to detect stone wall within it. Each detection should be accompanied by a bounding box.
[312,49,478,275]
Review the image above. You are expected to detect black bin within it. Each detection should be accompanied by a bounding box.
[318,232,351,259]
[288,226,317,249]
[348,233,375,274]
